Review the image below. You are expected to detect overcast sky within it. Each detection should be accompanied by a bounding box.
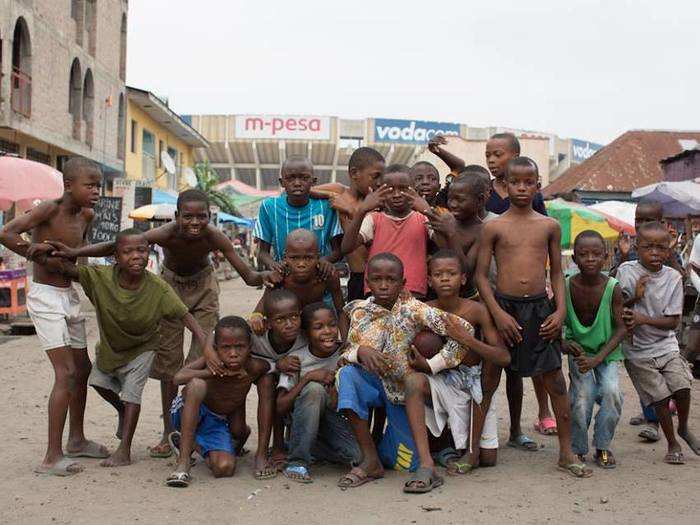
[127,0,699,144]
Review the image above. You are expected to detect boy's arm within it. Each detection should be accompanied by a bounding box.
[210,227,276,286]
[338,309,350,341]
[0,202,58,260]
[540,221,566,340]
[250,289,269,336]
[328,273,345,313]
[323,235,342,264]
[428,135,465,174]
[182,312,207,354]
[256,240,284,274]
[470,305,511,367]
[411,304,470,373]
[340,209,369,255]
[173,356,212,385]
[276,367,335,415]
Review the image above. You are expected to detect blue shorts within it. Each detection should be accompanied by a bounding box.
[337,365,418,471]
[170,395,234,457]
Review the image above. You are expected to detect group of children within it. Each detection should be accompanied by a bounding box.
[1,133,697,492]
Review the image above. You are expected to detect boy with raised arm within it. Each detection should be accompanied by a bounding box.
[50,189,274,458]
[166,316,273,487]
[0,157,108,476]
[475,157,592,478]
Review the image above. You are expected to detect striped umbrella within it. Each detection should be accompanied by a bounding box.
[545,199,634,248]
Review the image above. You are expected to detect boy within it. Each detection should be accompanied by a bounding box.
[52,228,206,467]
[254,155,343,275]
[51,189,274,458]
[335,253,476,493]
[312,147,385,301]
[421,249,510,472]
[564,231,627,468]
[0,157,107,475]
[250,229,344,334]
[166,316,273,487]
[340,165,432,298]
[276,303,360,483]
[410,162,442,208]
[617,221,700,464]
[475,157,592,477]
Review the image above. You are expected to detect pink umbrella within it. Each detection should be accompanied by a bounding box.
[0,156,64,211]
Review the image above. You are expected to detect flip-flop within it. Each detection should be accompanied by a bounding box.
[664,451,685,465]
[269,456,287,472]
[148,441,173,459]
[254,461,278,480]
[507,434,539,451]
[594,450,616,469]
[283,465,313,484]
[34,457,84,477]
[557,462,593,478]
[337,467,383,489]
[165,471,191,488]
[638,426,660,442]
[403,467,444,494]
[534,417,558,435]
[629,413,645,426]
[168,431,203,466]
[433,447,459,469]
[66,440,110,459]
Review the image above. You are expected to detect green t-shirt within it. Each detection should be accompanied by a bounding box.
[564,276,623,363]
[78,265,188,372]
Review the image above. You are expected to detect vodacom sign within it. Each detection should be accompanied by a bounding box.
[234,114,332,140]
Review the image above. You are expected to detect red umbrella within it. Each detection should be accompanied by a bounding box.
[0,156,64,211]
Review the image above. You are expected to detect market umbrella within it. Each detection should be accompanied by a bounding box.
[129,203,176,221]
[631,180,700,217]
[217,211,255,228]
[545,199,631,248]
[588,201,636,229]
[0,156,64,210]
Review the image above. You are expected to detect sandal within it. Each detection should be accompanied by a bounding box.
[34,457,84,477]
[165,471,191,488]
[148,441,173,459]
[433,447,459,468]
[337,466,383,489]
[507,434,539,451]
[629,413,645,426]
[254,460,278,480]
[65,440,110,459]
[284,465,313,484]
[594,449,616,469]
[557,462,593,478]
[403,467,444,494]
[664,451,685,465]
[534,417,558,435]
[638,425,660,442]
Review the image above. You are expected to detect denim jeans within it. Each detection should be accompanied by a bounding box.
[568,356,624,455]
[288,382,361,468]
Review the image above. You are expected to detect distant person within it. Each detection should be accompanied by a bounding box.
[410,161,442,208]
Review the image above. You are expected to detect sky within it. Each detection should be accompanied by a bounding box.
[127,0,699,144]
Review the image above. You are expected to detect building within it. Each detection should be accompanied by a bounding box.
[543,130,700,202]
[660,148,700,182]
[0,0,128,179]
[125,86,208,191]
[186,115,598,191]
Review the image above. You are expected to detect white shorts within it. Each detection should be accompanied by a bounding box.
[425,374,498,451]
[27,281,86,351]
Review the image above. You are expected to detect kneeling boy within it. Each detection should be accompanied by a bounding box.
[167,316,272,487]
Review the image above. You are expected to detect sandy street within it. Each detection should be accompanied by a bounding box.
[0,277,698,525]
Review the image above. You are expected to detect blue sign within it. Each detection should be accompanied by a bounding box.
[571,139,603,163]
[373,118,461,144]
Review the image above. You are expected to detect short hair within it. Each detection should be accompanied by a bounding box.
[573,230,605,250]
[300,302,337,330]
[428,248,465,273]
[349,147,384,171]
[637,221,669,240]
[450,173,488,198]
[263,288,300,317]
[62,157,101,181]
[285,228,318,251]
[384,164,411,176]
[459,164,491,178]
[282,155,313,172]
[410,161,439,176]
[506,156,539,178]
[367,252,404,277]
[215,315,252,344]
[636,201,663,220]
[177,189,209,211]
[115,227,146,244]
[489,133,521,155]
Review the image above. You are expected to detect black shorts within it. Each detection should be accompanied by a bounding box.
[495,291,562,377]
[347,272,366,302]
[690,298,700,331]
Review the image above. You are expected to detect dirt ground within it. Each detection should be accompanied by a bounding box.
[0,278,698,525]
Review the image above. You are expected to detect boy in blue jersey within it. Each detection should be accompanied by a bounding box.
[254,156,343,276]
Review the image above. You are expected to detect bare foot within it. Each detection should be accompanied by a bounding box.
[65,439,110,459]
[678,429,700,456]
[100,449,131,467]
[269,448,287,471]
[254,454,277,480]
[35,457,84,476]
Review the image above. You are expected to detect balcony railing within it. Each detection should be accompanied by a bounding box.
[11,67,31,118]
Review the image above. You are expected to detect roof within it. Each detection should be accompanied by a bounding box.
[660,147,700,165]
[126,87,208,148]
[543,130,700,197]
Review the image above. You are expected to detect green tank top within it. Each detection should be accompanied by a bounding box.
[564,276,623,362]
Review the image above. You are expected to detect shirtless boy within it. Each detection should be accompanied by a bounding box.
[51,189,274,458]
[0,157,107,475]
[167,316,273,487]
[475,157,592,478]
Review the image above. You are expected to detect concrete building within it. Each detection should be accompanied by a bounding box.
[0,0,128,179]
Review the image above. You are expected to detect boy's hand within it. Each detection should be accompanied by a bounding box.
[249,313,267,336]
[277,355,301,374]
[493,309,522,347]
[402,188,431,215]
[634,275,650,302]
[574,353,602,374]
[539,312,564,341]
[444,315,475,346]
[428,134,448,154]
[328,192,357,217]
[262,270,283,288]
[44,240,78,259]
[408,345,432,374]
[317,259,337,282]
[26,242,55,263]
[358,345,390,376]
[267,260,286,276]
[360,185,392,213]
[563,340,584,357]
[43,256,68,274]
[622,308,645,330]
[304,368,335,386]
[617,234,632,260]
[427,209,458,237]
[203,345,227,377]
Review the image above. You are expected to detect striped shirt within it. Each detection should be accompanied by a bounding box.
[253,195,342,260]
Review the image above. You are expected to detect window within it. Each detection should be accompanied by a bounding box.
[85,0,97,56]
[142,129,156,182]
[166,147,179,190]
[11,17,32,117]
[117,94,125,160]
[68,58,82,140]
[119,14,127,81]
[130,119,137,153]
[142,130,155,157]
[158,140,164,167]
[82,69,94,146]
[72,0,84,45]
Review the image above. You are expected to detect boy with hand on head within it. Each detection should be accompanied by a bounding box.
[250,229,344,335]
[51,189,275,459]
[564,231,627,469]
[0,157,108,476]
[49,228,206,468]
[255,155,343,276]
[336,253,477,493]
[166,316,273,487]
[476,157,592,478]
[341,165,432,299]
[276,303,360,484]
[617,221,700,464]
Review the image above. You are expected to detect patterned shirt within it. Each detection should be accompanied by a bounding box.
[342,295,474,404]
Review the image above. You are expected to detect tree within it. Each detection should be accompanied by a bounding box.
[193,160,242,217]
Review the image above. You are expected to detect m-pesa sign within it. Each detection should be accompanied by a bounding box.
[234,115,331,140]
